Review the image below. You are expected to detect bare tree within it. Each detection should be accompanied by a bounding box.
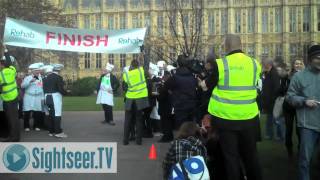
[146,0,205,63]
[0,0,74,71]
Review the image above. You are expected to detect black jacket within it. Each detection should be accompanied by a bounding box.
[164,67,198,111]
[261,67,281,113]
[96,73,119,94]
[43,73,67,95]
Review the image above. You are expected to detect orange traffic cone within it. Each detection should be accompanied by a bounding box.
[148,144,157,160]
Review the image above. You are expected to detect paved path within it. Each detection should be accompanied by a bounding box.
[0,111,169,180]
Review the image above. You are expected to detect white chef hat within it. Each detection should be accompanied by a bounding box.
[123,66,130,72]
[41,65,54,74]
[149,62,159,77]
[166,65,176,72]
[52,64,64,71]
[106,63,114,71]
[28,62,44,70]
[2,55,15,63]
[157,61,166,68]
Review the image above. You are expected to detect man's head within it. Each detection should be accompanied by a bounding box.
[308,45,320,71]
[223,34,241,54]
[105,63,114,74]
[177,54,189,67]
[261,58,273,73]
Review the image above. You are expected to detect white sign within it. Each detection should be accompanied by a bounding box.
[3,17,146,54]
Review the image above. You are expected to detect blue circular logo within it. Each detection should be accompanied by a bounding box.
[3,144,30,172]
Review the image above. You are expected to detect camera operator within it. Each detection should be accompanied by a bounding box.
[162,54,198,129]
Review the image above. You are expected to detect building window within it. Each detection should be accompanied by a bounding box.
[235,10,241,33]
[120,54,126,68]
[157,14,164,36]
[183,14,190,35]
[208,12,215,34]
[318,7,320,31]
[108,54,114,64]
[303,7,310,32]
[96,53,102,69]
[132,14,138,28]
[275,44,282,57]
[108,15,114,30]
[275,8,282,33]
[262,44,269,57]
[157,47,164,61]
[120,14,126,29]
[106,0,114,7]
[289,7,296,32]
[96,14,101,29]
[144,0,150,7]
[133,54,139,61]
[84,15,90,29]
[290,43,298,56]
[221,10,228,34]
[131,0,140,7]
[156,0,163,7]
[169,47,176,61]
[262,9,268,33]
[85,53,90,69]
[247,44,255,57]
[247,9,255,33]
[145,13,151,34]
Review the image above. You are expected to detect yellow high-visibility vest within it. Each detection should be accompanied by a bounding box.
[208,53,261,120]
[0,66,18,102]
[123,67,148,99]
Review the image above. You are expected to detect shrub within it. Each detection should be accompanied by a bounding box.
[70,77,98,96]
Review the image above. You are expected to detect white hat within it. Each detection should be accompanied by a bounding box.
[157,61,166,68]
[52,64,64,71]
[149,62,159,77]
[2,55,15,63]
[41,65,54,74]
[123,66,130,72]
[106,63,114,71]
[167,65,176,72]
[28,62,44,70]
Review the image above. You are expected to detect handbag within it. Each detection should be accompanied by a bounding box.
[273,96,285,119]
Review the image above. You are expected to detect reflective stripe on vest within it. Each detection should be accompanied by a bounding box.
[217,57,257,91]
[211,94,256,105]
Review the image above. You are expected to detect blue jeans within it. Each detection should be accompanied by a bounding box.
[298,128,320,180]
[265,113,274,139]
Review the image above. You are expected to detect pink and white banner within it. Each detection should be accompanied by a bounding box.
[3,17,146,54]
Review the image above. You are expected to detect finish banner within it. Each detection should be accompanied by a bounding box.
[3,17,146,54]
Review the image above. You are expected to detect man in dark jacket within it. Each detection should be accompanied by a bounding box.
[96,63,119,125]
[43,64,68,138]
[163,55,198,129]
[261,58,281,140]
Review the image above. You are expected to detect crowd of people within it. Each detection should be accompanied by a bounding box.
[1,34,320,180]
[0,44,68,141]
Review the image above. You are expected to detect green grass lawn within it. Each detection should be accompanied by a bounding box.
[63,96,320,179]
[63,96,124,111]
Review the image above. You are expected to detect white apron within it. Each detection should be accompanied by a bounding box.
[45,92,62,117]
[21,75,44,111]
[96,74,114,106]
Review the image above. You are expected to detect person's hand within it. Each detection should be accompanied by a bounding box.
[30,78,36,83]
[305,100,319,108]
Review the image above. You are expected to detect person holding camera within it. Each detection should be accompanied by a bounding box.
[0,44,20,142]
[163,54,198,130]
[21,63,45,132]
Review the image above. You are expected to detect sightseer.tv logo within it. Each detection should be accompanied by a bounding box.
[0,143,117,173]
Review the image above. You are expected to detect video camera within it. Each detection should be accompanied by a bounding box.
[175,54,208,80]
